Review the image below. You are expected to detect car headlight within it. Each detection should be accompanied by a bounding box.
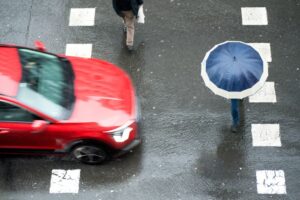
[105,120,134,143]
[111,127,133,143]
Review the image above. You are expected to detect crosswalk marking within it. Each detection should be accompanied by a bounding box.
[49,169,81,194]
[256,170,287,194]
[248,43,272,62]
[249,82,277,103]
[69,8,96,26]
[242,5,288,196]
[65,43,93,58]
[251,124,281,147]
[241,7,268,25]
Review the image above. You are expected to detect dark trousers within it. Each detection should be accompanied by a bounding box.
[231,99,239,126]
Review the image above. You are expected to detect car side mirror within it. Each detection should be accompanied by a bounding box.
[34,41,46,52]
[32,120,48,134]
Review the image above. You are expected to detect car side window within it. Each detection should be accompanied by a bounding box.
[0,101,40,122]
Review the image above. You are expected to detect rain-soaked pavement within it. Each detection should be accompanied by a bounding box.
[0,0,300,199]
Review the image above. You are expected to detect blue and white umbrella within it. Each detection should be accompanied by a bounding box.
[201,41,268,99]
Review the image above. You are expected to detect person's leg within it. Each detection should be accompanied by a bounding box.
[231,99,240,131]
[122,11,135,48]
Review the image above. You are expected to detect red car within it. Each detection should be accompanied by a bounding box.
[0,42,140,164]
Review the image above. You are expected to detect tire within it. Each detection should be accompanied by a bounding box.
[72,144,108,164]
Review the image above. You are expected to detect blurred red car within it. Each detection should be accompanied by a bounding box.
[0,42,140,164]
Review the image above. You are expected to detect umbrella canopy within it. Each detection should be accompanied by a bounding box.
[201,41,268,99]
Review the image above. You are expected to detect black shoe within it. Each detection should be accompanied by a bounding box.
[127,45,134,51]
[231,125,237,133]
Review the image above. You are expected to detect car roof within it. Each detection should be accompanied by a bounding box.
[0,46,22,97]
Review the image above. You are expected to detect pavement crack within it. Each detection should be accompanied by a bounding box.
[25,0,34,45]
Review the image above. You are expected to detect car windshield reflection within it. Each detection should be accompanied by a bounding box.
[17,48,75,120]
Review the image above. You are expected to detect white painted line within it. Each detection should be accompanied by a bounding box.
[69,8,96,26]
[249,82,277,103]
[65,44,93,58]
[256,170,286,194]
[248,43,272,62]
[49,169,81,194]
[241,7,268,25]
[251,124,281,147]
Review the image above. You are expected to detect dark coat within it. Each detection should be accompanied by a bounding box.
[112,0,143,17]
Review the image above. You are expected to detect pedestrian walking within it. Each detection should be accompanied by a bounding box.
[201,41,268,133]
[112,0,145,51]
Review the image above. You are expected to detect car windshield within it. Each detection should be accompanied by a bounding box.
[17,48,75,120]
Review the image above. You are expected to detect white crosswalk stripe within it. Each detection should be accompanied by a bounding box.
[256,170,287,194]
[251,124,281,147]
[69,8,96,26]
[65,43,93,58]
[241,7,268,25]
[49,169,81,194]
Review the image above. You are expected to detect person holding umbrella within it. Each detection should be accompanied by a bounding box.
[201,41,268,133]
[112,0,145,51]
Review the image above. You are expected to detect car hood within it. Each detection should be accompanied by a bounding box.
[65,56,136,129]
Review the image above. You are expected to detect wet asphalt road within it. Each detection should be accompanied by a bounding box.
[0,0,300,199]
